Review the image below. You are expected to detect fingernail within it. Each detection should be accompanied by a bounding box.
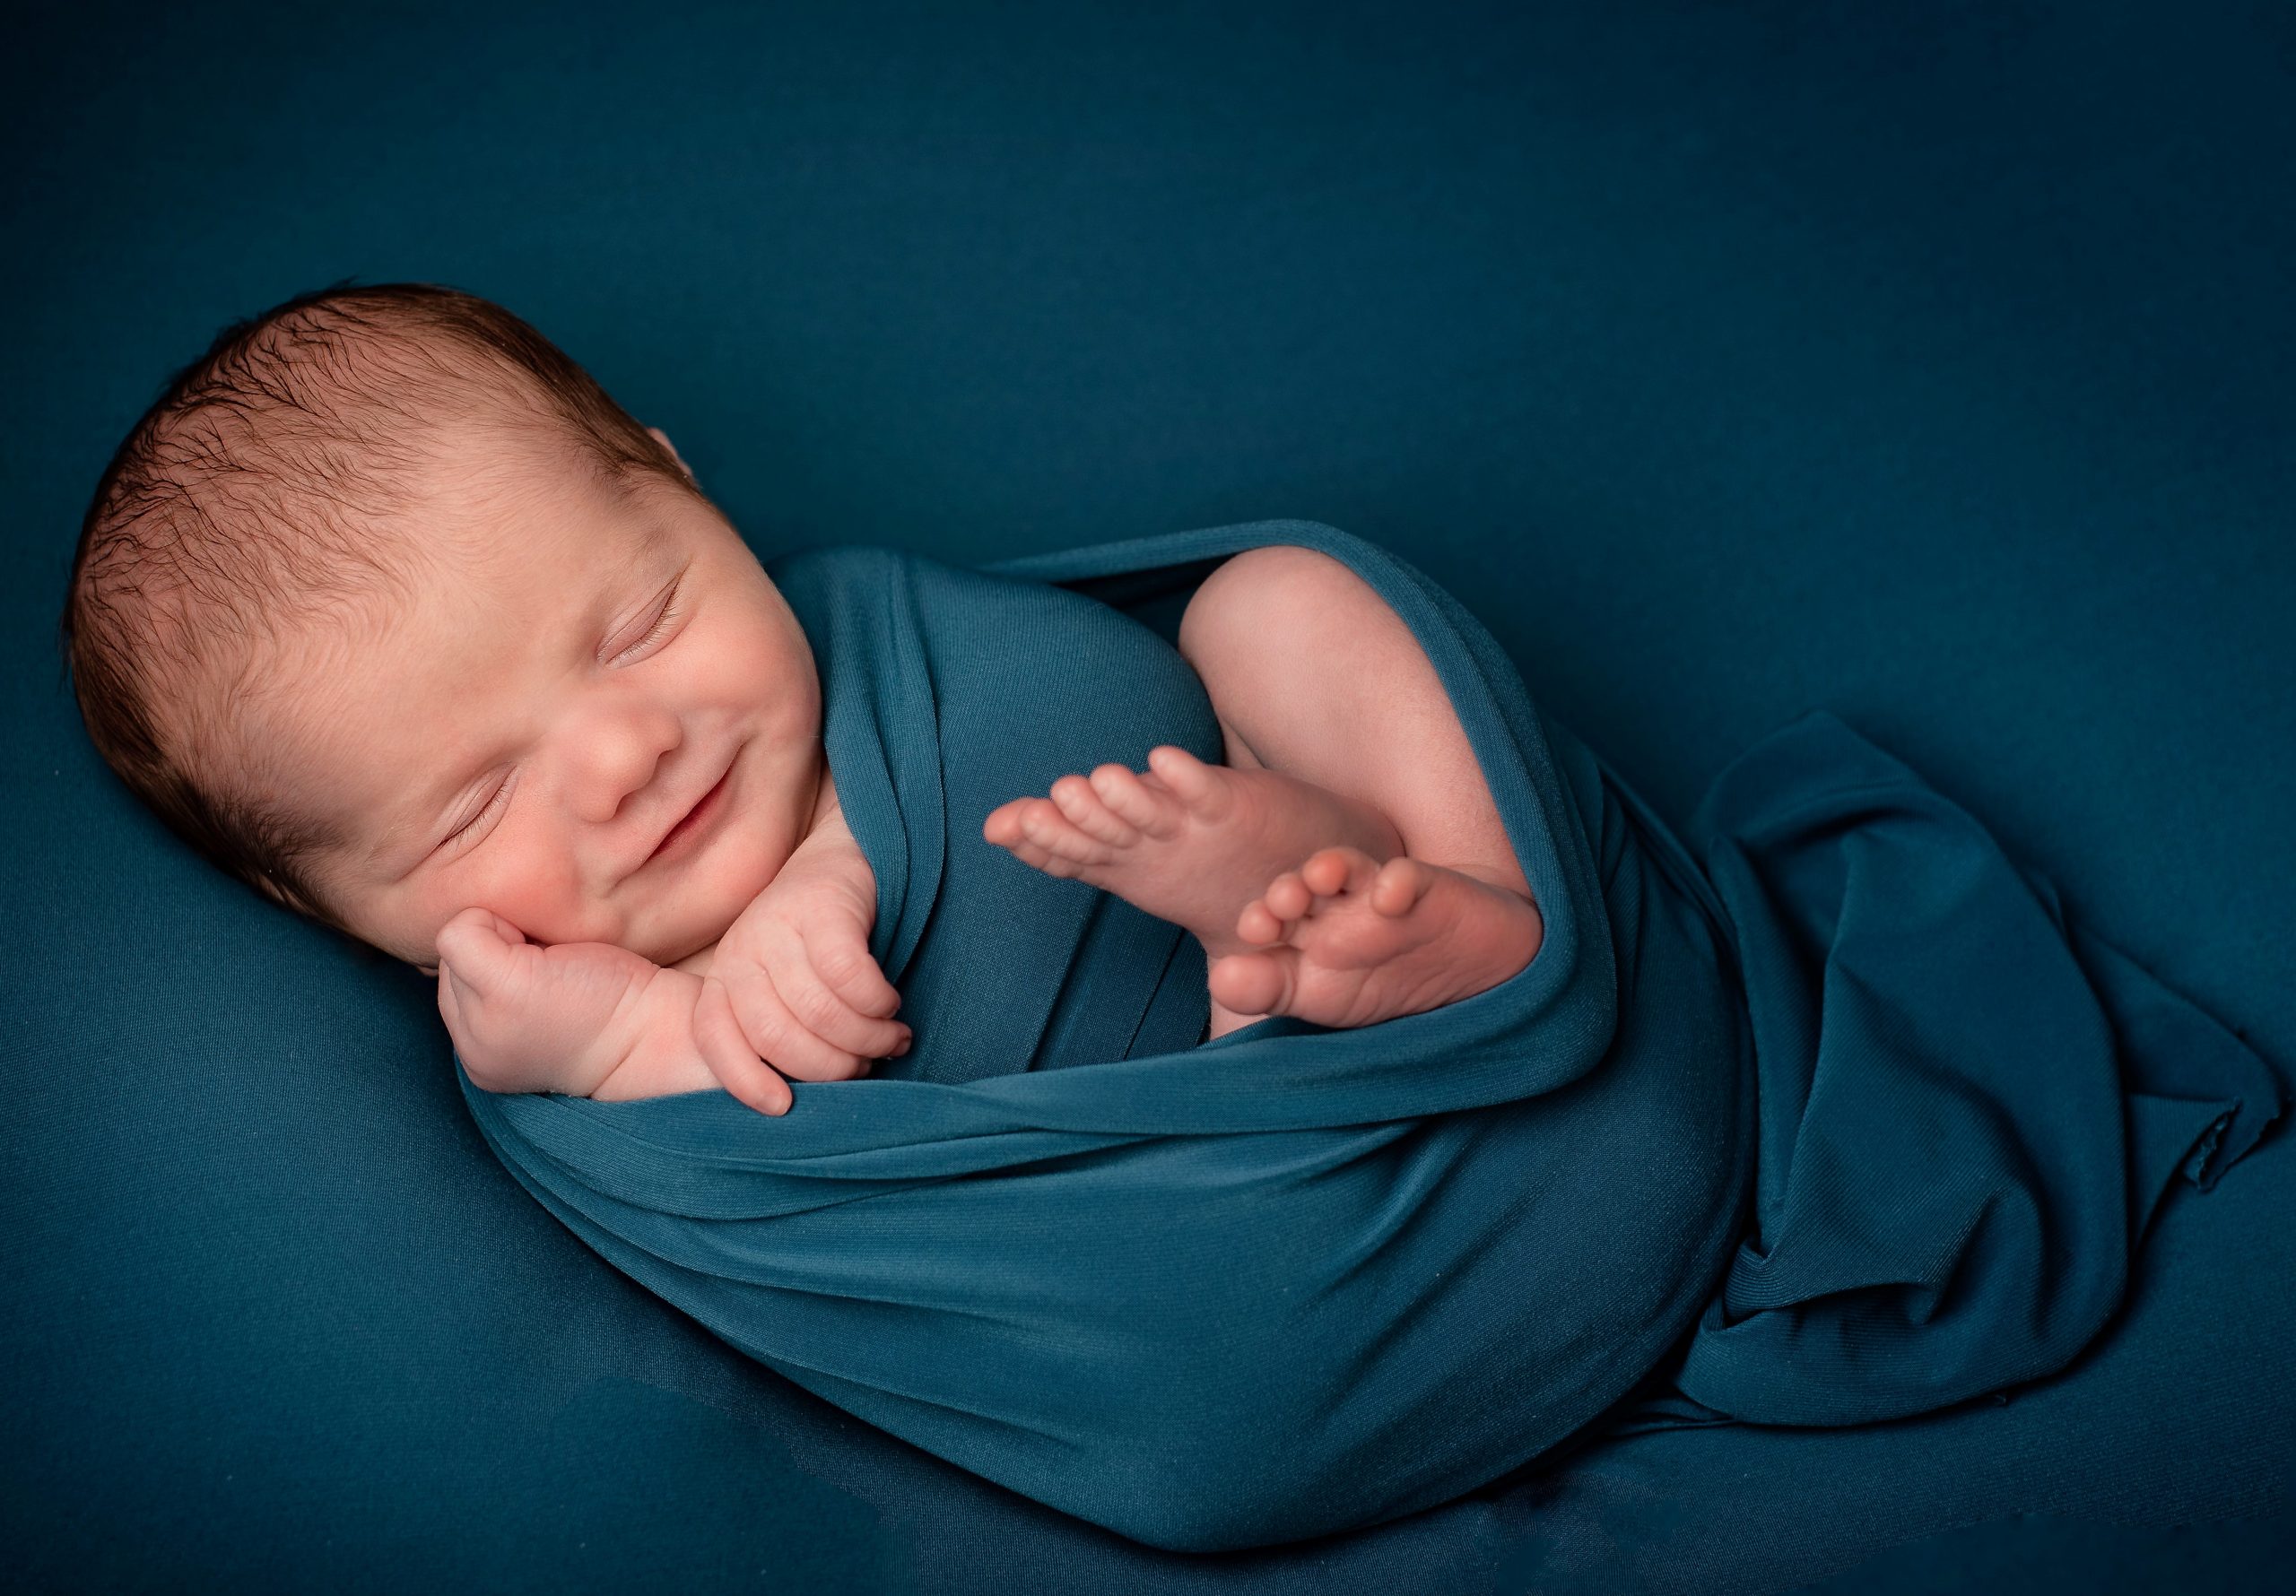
[893,1036,911,1056]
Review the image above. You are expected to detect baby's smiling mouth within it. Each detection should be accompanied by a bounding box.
[645,754,736,869]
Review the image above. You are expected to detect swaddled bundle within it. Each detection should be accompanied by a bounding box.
[458,520,2280,1551]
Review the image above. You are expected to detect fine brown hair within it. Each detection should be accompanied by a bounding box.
[57,280,699,936]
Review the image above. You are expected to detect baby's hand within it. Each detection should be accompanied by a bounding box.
[434,907,667,1097]
[705,811,909,1107]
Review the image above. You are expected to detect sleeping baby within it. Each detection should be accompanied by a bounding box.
[61,282,1544,1115]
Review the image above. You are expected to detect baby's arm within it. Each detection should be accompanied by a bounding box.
[436,789,906,1116]
[434,911,734,1101]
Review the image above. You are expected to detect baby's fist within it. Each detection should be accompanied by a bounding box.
[713,881,909,1085]
[435,906,658,1097]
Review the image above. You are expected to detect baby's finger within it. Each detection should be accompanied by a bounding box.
[728,961,874,1083]
[435,965,518,1094]
[433,906,530,998]
[435,961,467,1037]
[804,922,903,1019]
[436,944,501,1050]
[693,977,793,1116]
[782,950,909,1061]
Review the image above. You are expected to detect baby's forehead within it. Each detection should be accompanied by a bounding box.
[305,432,631,611]
[247,464,666,745]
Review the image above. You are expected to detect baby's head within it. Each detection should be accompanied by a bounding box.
[62,282,825,972]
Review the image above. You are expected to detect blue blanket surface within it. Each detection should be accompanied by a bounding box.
[457,520,2280,1553]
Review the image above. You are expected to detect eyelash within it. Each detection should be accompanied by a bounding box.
[448,776,513,846]
[612,586,686,664]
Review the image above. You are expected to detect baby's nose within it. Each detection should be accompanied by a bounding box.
[561,701,683,823]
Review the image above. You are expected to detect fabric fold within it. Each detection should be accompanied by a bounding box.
[457,519,2281,1551]
[1665,709,2281,1425]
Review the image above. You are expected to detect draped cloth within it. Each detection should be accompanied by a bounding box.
[457,520,2281,1552]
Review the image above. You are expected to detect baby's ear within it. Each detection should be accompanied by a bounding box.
[648,425,697,485]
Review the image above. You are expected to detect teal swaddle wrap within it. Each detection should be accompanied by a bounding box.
[456,520,2281,1552]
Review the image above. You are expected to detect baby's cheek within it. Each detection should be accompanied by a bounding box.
[468,844,607,946]
[717,812,790,905]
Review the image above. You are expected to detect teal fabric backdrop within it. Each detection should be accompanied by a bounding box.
[4,2,2290,1591]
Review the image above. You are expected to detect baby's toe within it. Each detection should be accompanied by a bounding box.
[1261,870,1313,922]
[1236,897,1291,947]
[982,799,1028,847]
[1300,846,1378,898]
[1017,797,1109,863]
[1370,856,1436,917]
[1145,745,1226,817]
[996,830,1073,878]
[1051,773,1138,846]
[1090,763,1178,837]
[1209,949,1294,1018]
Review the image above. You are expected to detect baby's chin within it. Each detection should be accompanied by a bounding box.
[627,797,800,967]
[639,913,743,974]
[555,895,745,972]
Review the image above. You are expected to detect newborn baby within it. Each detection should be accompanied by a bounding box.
[63,282,1544,1115]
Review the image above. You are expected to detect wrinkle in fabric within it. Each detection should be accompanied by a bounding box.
[458,520,2280,1550]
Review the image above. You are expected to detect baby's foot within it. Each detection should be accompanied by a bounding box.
[982,746,1402,958]
[1208,846,1544,1029]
